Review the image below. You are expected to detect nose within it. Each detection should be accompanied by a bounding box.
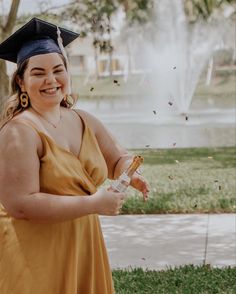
[45,72,57,84]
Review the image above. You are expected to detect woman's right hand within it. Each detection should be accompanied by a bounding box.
[92,188,126,216]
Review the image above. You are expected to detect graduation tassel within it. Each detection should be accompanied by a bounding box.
[57,26,72,96]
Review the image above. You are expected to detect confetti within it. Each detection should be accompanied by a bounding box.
[113,80,120,86]
[90,87,94,91]
[168,101,173,106]
[153,110,157,115]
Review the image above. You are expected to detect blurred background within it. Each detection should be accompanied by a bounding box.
[0,0,235,148]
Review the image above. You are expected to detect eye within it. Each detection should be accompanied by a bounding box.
[32,72,44,76]
[54,69,64,74]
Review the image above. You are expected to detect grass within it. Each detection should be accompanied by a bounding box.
[131,147,236,167]
[105,147,236,214]
[112,265,236,294]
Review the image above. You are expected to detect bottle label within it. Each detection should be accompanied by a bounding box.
[111,182,128,193]
[118,173,130,183]
[111,172,131,193]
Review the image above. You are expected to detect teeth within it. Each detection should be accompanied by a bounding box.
[43,87,58,94]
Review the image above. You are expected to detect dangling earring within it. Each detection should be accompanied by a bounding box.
[63,94,74,107]
[20,92,29,108]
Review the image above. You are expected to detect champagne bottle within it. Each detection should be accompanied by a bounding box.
[110,155,144,193]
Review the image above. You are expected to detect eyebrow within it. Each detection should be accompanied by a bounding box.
[30,64,64,72]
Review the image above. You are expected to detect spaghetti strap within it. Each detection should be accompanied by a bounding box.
[72,109,87,132]
[72,109,83,121]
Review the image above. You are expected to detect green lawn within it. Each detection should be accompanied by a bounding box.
[105,147,236,214]
[112,265,236,294]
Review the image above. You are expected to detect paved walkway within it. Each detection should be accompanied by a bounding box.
[99,214,236,270]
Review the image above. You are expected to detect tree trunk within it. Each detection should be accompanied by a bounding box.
[0,0,21,111]
[108,17,113,77]
[0,60,9,110]
[109,47,113,77]
[94,45,99,79]
[205,57,213,86]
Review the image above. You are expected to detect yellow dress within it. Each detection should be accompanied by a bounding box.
[0,115,115,294]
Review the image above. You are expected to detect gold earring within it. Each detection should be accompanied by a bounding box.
[64,94,74,107]
[20,93,29,108]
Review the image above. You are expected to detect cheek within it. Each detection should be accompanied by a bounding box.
[24,77,42,92]
[59,73,70,91]
[60,73,69,84]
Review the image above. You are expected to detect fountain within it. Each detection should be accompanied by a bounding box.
[127,0,231,115]
[77,0,235,148]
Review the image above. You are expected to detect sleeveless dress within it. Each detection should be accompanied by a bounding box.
[0,114,115,294]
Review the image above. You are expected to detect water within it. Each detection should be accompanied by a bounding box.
[75,0,235,149]
[76,99,236,148]
[123,0,231,114]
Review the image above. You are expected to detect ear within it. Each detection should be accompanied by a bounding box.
[16,75,26,92]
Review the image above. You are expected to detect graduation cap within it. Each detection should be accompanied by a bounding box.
[0,17,79,64]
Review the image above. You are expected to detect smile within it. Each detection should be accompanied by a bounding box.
[40,87,60,94]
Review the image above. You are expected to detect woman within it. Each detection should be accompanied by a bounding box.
[0,18,149,293]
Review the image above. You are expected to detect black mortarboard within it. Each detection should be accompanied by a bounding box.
[0,17,79,64]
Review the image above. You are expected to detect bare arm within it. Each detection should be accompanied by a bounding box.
[76,110,150,199]
[0,122,125,223]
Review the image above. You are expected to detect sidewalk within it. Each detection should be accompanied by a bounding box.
[99,214,236,270]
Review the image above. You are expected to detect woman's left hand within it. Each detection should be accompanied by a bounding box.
[130,173,150,201]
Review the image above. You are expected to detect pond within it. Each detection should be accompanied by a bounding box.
[76,99,236,148]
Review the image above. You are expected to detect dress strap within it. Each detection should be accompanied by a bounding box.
[72,109,87,130]
[72,109,83,121]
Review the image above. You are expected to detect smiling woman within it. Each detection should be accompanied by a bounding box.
[18,54,69,107]
[0,17,149,294]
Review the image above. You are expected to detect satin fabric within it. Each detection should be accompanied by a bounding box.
[0,114,114,294]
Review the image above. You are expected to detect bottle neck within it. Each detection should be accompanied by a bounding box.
[125,156,143,178]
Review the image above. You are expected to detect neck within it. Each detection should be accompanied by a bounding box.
[30,104,62,128]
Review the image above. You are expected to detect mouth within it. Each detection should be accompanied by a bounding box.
[40,87,61,95]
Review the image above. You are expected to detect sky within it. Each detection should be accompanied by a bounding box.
[1,0,70,15]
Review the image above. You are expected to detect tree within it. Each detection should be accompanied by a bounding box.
[61,0,118,78]
[184,0,236,84]
[118,0,154,24]
[184,0,236,21]
[0,0,20,110]
[118,0,154,76]
[61,0,154,78]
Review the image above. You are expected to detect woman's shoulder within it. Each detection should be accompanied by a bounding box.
[1,111,37,133]
[0,114,41,152]
[72,108,104,134]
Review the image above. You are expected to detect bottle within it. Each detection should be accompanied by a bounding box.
[110,155,144,193]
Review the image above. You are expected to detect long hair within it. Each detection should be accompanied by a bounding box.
[0,54,75,130]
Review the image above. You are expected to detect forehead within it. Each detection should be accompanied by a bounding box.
[27,52,64,68]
